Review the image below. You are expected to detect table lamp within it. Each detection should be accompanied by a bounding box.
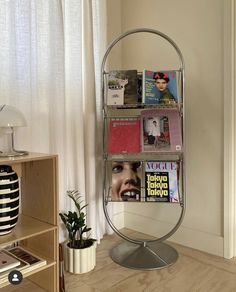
[0,104,29,157]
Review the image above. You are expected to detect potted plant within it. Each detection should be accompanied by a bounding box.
[59,190,96,274]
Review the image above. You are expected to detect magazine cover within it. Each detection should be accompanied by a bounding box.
[108,161,142,202]
[142,70,179,105]
[108,118,141,154]
[145,161,179,202]
[107,70,139,105]
[141,109,182,153]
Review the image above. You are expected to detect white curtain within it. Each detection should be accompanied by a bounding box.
[0,0,107,242]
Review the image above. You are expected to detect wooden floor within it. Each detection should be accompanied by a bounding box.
[65,229,236,292]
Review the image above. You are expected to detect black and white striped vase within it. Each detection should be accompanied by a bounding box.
[0,165,19,235]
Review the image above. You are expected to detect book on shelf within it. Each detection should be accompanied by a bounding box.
[141,108,182,153]
[108,117,141,154]
[142,69,180,105]
[0,250,21,273]
[7,246,47,271]
[108,160,142,202]
[107,70,140,105]
[145,161,179,202]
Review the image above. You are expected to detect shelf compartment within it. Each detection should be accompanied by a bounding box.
[0,262,57,290]
[0,214,57,247]
[20,228,58,262]
[0,220,58,290]
[21,158,58,226]
[0,154,58,226]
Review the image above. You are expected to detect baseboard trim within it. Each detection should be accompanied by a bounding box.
[124,212,223,257]
[112,212,124,230]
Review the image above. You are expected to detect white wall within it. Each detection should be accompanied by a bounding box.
[106,0,224,256]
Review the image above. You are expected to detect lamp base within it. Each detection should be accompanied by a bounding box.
[0,150,29,157]
[0,128,28,158]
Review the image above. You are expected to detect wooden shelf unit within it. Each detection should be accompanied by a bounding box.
[0,153,59,291]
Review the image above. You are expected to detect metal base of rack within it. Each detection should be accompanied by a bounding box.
[111,241,178,270]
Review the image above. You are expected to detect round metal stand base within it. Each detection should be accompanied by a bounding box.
[111,241,178,270]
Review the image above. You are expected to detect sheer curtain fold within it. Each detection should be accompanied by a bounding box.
[0,0,107,242]
[83,0,108,240]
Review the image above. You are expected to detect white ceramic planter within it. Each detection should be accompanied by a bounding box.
[65,241,96,274]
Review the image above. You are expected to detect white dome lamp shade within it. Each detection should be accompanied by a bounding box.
[0,105,29,157]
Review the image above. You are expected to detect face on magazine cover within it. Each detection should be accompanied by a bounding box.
[153,72,169,92]
[155,79,168,92]
[111,161,141,201]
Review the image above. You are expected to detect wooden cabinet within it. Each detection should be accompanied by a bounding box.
[0,153,58,291]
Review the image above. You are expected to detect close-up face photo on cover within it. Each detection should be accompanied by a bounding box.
[111,161,141,202]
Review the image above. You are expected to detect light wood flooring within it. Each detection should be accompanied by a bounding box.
[65,228,236,292]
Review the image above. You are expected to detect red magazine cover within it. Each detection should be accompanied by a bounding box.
[108,118,140,153]
[141,109,182,153]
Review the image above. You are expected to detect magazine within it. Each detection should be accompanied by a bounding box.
[145,161,179,202]
[142,69,179,105]
[107,70,139,105]
[108,118,141,154]
[107,160,142,202]
[141,109,182,153]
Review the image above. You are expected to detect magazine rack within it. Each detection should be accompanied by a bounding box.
[101,28,185,270]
